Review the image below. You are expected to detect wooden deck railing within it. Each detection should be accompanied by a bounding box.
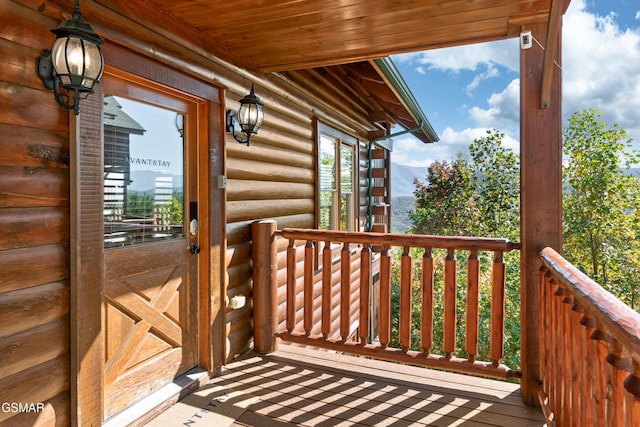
[539,247,640,426]
[252,222,521,380]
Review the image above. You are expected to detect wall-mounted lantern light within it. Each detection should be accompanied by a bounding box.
[36,0,104,116]
[225,84,264,146]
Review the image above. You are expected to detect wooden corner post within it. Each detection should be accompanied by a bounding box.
[520,19,563,405]
[252,220,278,353]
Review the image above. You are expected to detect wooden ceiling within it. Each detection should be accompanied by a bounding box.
[96,0,566,73]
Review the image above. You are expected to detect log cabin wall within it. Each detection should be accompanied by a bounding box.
[0,1,392,422]
[0,2,72,424]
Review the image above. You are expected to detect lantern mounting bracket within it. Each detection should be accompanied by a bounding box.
[226,110,251,145]
[37,51,82,115]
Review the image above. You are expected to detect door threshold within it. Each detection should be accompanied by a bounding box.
[103,367,210,427]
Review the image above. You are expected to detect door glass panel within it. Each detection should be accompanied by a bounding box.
[104,94,185,248]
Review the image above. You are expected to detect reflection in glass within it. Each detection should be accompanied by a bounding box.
[103,94,185,248]
[319,134,336,230]
[340,144,354,231]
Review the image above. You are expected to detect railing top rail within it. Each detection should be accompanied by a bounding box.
[279,228,521,252]
[540,246,640,361]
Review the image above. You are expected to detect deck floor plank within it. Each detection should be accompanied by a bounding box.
[164,345,546,426]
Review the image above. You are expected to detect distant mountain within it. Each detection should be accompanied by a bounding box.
[391,196,415,233]
[390,163,426,234]
[391,163,427,197]
[128,170,184,193]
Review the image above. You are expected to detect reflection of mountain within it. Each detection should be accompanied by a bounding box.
[129,170,184,193]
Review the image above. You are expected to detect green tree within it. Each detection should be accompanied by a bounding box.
[563,109,640,308]
[469,130,520,241]
[409,158,477,236]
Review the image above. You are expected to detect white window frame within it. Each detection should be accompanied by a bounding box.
[317,122,358,232]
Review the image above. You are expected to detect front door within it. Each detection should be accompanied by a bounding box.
[101,71,200,418]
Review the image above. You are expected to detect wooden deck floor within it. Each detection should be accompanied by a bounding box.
[151,344,546,426]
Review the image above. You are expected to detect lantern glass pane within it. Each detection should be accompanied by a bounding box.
[51,38,71,83]
[81,42,104,89]
[66,37,84,76]
[238,103,264,133]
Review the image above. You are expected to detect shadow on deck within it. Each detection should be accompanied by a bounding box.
[147,344,545,426]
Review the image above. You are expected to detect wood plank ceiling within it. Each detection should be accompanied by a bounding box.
[97,0,559,73]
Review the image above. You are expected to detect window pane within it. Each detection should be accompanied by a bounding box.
[319,135,336,230]
[340,144,355,231]
[103,95,185,247]
[319,135,336,191]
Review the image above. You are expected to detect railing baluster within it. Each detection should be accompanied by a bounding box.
[561,293,572,425]
[322,241,332,337]
[400,246,412,352]
[592,322,609,427]
[580,314,596,426]
[340,242,351,341]
[286,239,296,333]
[490,250,505,367]
[539,269,549,397]
[379,245,391,348]
[571,302,584,426]
[303,240,314,335]
[606,337,630,426]
[625,360,640,425]
[359,245,371,344]
[444,248,456,359]
[421,248,433,354]
[552,284,565,415]
[466,250,479,363]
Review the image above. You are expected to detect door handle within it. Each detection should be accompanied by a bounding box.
[189,245,201,254]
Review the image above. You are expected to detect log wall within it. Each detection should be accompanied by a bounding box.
[1,1,389,423]
[0,2,71,424]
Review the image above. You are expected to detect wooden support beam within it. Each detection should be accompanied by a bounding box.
[540,0,563,109]
[520,20,563,405]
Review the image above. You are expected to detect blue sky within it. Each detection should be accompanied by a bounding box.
[391,0,640,167]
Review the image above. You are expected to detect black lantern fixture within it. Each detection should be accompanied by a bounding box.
[226,84,264,146]
[36,0,104,115]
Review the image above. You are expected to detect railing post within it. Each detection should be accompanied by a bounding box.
[252,220,278,353]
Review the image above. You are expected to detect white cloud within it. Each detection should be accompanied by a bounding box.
[465,64,500,96]
[396,39,519,73]
[562,0,640,146]
[392,127,520,167]
[468,78,520,135]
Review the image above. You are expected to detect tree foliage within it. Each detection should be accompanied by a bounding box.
[563,109,640,309]
[409,158,476,236]
[468,130,520,241]
[409,129,520,240]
